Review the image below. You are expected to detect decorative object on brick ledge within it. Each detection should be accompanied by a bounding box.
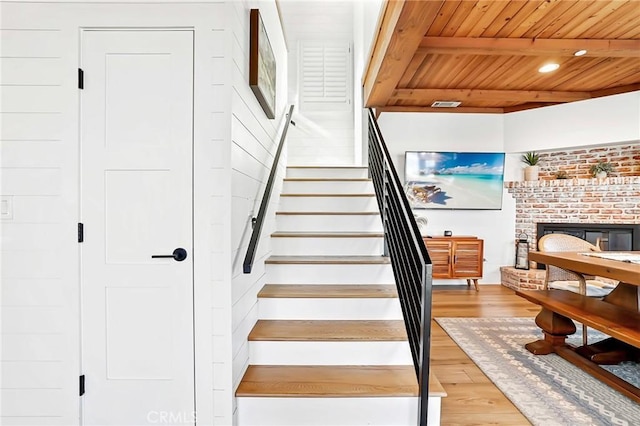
[515,233,530,270]
[521,151,541,181]
[589,160,615,179]
[536,144,639,180]
[555,170,569,179]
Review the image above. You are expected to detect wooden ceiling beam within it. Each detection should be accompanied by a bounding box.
[362,0,403,105]
[418,37,640,58]
[363,0,446,107]
[392,88,591,103]
[591,83,640,99]
[377,106,504,114]
[503,103,560,113]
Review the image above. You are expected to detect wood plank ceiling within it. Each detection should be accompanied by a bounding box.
[363,0,640,113]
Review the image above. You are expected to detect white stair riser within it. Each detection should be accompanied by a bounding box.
[286,168,369,179]
[271,237,384,256]
[266,264,394,284]
[279,196,377,212]
[258,298,402,320]
[249,341,412,365]
[283,180,374,194]
[276,214,383,233]
[237,397,442,426]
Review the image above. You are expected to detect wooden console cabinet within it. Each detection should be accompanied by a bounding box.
[423,236,484,291]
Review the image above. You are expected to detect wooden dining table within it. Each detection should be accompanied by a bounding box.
[516,251,640,402]
[531,250,640,308]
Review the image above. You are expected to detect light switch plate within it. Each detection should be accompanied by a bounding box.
[1,196,13,220]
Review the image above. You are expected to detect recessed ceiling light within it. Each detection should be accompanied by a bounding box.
[538,63,560,73]
[574,49,587,56]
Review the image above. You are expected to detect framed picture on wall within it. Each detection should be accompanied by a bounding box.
[249,9,276,119]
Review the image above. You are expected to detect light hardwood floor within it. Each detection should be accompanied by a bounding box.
[432,284,541,426]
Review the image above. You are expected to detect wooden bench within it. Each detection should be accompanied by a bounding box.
[517,289,640,348]
[516,288,640,402]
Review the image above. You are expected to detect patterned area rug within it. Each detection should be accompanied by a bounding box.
[435,317,640,426]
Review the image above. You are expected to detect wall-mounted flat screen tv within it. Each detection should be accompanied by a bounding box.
[404,151,505,210]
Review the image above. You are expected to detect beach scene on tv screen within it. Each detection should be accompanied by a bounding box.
[404,151,505,210]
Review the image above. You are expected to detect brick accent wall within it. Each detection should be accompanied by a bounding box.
[505,176,640,252]
[536,144,640,180]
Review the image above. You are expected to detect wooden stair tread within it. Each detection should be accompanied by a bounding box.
[271,231,384,238]
[236,365,418,397]
[276,211,380,215]
[280,193,375,197]
[258,284,398,298]
[249,320,407,341]
[236,366,446,398]
[284,178,371,182]
[266,256,390,265]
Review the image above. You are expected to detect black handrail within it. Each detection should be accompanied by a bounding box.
[243,105,295,274]
[367,109,433,425]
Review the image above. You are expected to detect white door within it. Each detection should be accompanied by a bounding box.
[80,30,194,425]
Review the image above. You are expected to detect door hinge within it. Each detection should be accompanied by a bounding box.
[79,375,85,396]
[78,68,84,90]
[78,223,84,243]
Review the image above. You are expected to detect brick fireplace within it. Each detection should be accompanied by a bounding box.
[501,175,640,290]
[506,176,640,249]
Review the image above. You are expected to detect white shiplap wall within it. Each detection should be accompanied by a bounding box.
[0,2,289,425]
[1,10,80,425]
[285,108,355,165]
[287,41,354,165]
[226,0,288,423]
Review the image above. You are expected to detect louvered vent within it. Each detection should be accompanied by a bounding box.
[300,42,351,111]
[431,101,461,108]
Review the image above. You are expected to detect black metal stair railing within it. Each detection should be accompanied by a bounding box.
[367,108,433,426]
[243,105,295,274]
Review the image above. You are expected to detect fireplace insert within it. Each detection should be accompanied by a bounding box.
[536,223,640,252]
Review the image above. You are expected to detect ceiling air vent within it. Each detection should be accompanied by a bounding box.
[431,101,461,108]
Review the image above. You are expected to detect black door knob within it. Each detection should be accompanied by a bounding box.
[152,248,188,262]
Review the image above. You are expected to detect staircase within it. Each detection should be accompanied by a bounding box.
[236,166,445,425]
